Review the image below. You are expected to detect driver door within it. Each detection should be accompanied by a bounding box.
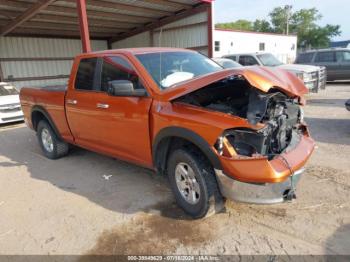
[66,55,153,167]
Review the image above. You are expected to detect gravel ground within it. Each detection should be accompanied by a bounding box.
[0,83,349,258]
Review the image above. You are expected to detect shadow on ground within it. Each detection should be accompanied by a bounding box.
[0,125,190,219]
[325,224,350,256]
[307,99,347,108]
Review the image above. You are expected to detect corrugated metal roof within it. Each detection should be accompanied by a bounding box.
[0,0,209,40]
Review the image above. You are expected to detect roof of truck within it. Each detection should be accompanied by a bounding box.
[77,47,196,58]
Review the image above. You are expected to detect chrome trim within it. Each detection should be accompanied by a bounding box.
[214,168,304,204]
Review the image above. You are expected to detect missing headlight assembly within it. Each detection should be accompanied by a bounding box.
[176,75,304,159]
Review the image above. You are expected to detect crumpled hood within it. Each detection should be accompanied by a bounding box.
[277,63,320,73]
[161,66,308,101]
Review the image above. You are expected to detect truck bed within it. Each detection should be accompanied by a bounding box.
[20,85,73,141]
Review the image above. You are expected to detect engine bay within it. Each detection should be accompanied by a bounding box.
[175,75,303,158]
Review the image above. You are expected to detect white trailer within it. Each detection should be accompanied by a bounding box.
[213,29,297,64]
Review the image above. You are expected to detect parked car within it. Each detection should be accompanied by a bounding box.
[20,48,315,218]
[296,48,350,81]
[223,52,326,92]
[212,58,242,69]
[346,99,350,111]
[0,82,24,124]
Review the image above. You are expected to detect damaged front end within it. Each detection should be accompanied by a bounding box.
[175,73,315,204]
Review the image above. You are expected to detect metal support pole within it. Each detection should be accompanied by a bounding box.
[76,0,91,53]
[207,2,213,58]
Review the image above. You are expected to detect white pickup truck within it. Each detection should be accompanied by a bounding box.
[0,82,24,124]
[223,52,327,92]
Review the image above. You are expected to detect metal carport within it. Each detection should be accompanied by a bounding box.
[0,0,213,88]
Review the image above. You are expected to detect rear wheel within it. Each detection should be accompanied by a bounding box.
[167,148,224,218]
[37,120,69,159]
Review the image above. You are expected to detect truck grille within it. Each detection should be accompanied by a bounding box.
[318,67,327,90]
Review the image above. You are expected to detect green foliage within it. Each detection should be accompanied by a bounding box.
[216,19,253,31]
[253,19,273,32]
[215,6,341,49]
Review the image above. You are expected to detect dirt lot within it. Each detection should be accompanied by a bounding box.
[0,83,349,257]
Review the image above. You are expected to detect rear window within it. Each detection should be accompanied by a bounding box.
[0,85,19,96]
[296,52,314,63]
[75,58,98,91]
[315,51,335,63]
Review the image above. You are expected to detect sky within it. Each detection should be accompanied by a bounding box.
[214,0,349,41]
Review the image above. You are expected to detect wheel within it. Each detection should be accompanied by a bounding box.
[167,148,224,218]
[37,120,69,159]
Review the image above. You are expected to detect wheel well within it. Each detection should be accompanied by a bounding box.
[154,137,212,176]
[31,110,47,131]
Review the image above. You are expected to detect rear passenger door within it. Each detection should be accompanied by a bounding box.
[238,55,260,66]
[66,55,153,167]
[314,51,338,80]
[336,50,350,80]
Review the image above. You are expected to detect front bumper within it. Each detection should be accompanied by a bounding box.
[215,168,304,204]
[0,111,24,124]
[214,134,315,204]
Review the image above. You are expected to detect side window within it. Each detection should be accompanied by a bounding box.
[259,43,265,51]
[336,51,350,62]
[215,41,220,52]
[239,55,259,66]
[75,58,98,90]
[296,52,314,63]
[315,51,335,63]
[100,56,140,92]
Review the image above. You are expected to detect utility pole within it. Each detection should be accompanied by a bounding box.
[285,5,292,35]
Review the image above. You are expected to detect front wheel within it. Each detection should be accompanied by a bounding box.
[37,120,69,159]
[167,149,224,218]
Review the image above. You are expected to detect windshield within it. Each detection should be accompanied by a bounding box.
[257,53,284,66]
[0,84,19,96]
[136,51,222,90]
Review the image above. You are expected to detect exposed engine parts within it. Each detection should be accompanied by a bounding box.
[176,76,303,157]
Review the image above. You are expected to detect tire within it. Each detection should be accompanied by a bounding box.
[37,120,69,159]
[167,148,224,219]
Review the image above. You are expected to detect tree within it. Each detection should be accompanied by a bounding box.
[269,5,293,34]
[216,19,253,31]
[269,6,341,48]
[215,6,341,49]
[253,19,273,32]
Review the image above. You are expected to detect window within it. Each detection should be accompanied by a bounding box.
[239,55,259,66]
[259,42,265,51]
[100,56,139,92]
[75,58,98,90]
[225,55,237,61]
[296,52,315,63]
[215,41,220,52]
[315,51,335,63]
[336,51,350,62]
[0,84,18,96]
[136,51,221,90]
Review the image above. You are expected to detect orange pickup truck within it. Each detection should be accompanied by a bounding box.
[20,48,315,218]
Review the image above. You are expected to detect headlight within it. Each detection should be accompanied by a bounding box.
[296,72,312,82]
[296,72,304,80]
[299,107,304,122]
[303,72,313,82]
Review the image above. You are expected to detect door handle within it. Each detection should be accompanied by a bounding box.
[66,99,77,105]
[96,103,109,109]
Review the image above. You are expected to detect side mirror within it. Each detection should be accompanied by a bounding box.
[107,80,147,97]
